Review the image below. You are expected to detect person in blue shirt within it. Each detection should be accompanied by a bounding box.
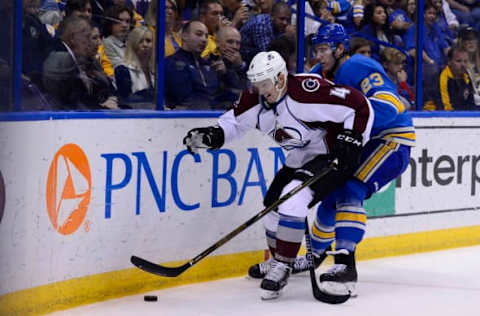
[358,3,396,62]
[305,23,414,296]
[239,2,292,65]
[404,2,450,107]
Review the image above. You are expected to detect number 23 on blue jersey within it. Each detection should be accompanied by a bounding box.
[360,72,384,95]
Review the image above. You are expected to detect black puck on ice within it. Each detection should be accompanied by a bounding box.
[144,295,158,302]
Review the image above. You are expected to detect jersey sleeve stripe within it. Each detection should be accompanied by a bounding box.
[371,92,405,113]
[355,141,400,181]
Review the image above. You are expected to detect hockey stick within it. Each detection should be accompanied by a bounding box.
[131,160,338,278]
[304,218,351,304]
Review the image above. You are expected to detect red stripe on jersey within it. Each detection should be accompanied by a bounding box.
[233,89,260,116]
[288,74,371,133]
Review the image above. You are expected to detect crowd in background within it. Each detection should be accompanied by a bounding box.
[1,0,480,111]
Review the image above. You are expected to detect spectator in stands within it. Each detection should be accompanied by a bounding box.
[253,0,274,14]
[102,5,133,68]
[457,27,480,91]
[322,0,360,34]
[199,0,231,58]
[222,0,251,29]
[85,20,119,109]
[311,0,335,24]
[90,23,114,77]
[65,0,114,77]
[359,3,395,61]
[23,0,55,79]
[405,0,416,21]
[109,0,144,26]
[65,0,93,20]
[381,47,415,108]
[145,0,182,57]
[350,36,372,57]
[431,0,459,45]
[437,46,480,110]
[406,2,450,108]
[115,26,155,107]
[386,0,413,45]
[38,0,63,27]
[43,16,118,110]
[239,2,293,65]
[213,26,249,105]
[446,0,480,31]
[164,21,231,110]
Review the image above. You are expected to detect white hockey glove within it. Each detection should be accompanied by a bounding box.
[183,126,225,154]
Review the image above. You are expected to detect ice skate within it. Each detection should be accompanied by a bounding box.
[248,257,272,279]
[319,249,358,297]
[249,246,329,279]
[260,259,291,300]
[291,248,329,275]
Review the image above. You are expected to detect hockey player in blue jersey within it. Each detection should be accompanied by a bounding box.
[310,24,415,139]
[248,24,415,297]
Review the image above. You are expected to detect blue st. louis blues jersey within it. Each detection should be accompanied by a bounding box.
[311,54,415,146]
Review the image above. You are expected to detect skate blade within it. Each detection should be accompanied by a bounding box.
[261,289,281,300]
[320,281,356,297]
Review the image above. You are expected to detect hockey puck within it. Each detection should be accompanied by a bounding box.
[144,295,158,302]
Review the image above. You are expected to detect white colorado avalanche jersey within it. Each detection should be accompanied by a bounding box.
[218,74,374,168]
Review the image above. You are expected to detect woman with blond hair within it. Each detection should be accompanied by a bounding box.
[145,0,181,57]
[114,26,155,106]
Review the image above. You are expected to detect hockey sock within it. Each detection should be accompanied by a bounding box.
[263,211,279,258]
[312,195,336,254]
[335,204,366,248]
[274,214,305,264]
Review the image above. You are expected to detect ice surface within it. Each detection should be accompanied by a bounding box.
[49,246,480,316]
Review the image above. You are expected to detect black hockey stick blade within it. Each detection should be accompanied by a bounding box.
[131,255,191,277]
[310,273,351,304]
[304,219,351,304]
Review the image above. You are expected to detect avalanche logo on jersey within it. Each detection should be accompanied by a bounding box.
[271,122,310,150]
[301,78,321,93]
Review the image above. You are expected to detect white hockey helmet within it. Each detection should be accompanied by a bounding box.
[247,51,287,85]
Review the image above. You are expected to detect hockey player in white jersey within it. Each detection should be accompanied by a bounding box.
[183,51,374,300]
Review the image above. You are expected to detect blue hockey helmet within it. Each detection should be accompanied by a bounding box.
[312,23,350,52]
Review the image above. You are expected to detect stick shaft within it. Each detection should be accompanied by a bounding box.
[131,162,337,277]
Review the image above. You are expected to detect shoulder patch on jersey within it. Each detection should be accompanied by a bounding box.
[301,78,321,92]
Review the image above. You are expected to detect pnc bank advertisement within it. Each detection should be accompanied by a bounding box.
[0,116,480,295]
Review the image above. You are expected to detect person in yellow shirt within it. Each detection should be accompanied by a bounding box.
[199,0,232,58]
[437,46,479,111]
[145,0,182,57]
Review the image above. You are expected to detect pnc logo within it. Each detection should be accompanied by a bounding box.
[0,170,5,224]
[46,144,92,235]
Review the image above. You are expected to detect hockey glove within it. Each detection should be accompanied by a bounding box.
[263,166,296,207]
[334,129,363,177]
[183,126,225,154]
